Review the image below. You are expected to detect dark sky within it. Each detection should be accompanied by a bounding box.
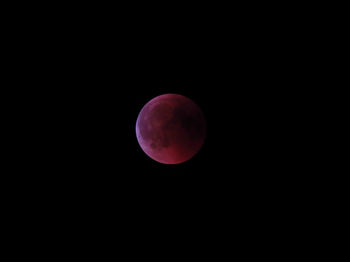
[18,4,312,253]
[44,28,299,209]
[29,7,303,199]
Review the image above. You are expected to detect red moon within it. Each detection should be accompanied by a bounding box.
[136,94,206,164]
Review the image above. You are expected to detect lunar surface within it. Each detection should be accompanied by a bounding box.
[136,94,206,164]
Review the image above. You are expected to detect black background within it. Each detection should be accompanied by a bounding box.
[12,3,314,255]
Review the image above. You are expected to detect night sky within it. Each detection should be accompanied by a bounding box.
[31,8,301,205]
[18,4,311,254]
[47,34,298,215]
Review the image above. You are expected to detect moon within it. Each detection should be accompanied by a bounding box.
[136,94,206,164]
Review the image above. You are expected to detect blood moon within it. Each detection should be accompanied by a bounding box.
[136,94,206,164]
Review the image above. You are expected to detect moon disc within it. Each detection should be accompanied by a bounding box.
[136,94,206,164]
